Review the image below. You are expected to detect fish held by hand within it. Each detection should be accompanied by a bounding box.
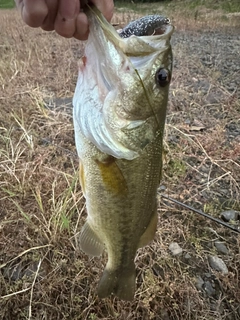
[73,5,174,301]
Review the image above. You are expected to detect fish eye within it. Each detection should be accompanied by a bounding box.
[155,68,171,87]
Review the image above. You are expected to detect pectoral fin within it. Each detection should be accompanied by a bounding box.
[78,221,104,256]
[138,210,158,248]
[96,156,128,195]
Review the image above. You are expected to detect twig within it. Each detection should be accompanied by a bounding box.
[161,194,240,234]
[1,287,31,299]
[28,259,42,320]
[0,244,52,269]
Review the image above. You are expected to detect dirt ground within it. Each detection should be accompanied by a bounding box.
[0,4,240,320]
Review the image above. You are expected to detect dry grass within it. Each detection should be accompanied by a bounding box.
[114,1,240,31]
[0,4,240,320]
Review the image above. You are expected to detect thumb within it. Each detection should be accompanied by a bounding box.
[91,0,114,22]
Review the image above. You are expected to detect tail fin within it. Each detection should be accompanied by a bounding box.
[97,266,136,301]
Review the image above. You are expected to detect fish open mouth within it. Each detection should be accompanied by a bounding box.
[82,10,174,88]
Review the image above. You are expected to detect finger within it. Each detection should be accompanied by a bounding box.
[40,0,58,31]
[54,0,80,38]
[74,0,114,40]
[73,12,89,40]
[92,0,114,22]
[18,0,48,28]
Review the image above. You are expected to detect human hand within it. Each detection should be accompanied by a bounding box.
[15,0,114,40]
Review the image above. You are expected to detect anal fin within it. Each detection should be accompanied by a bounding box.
[138,210,158,248]
[78,221,104,256]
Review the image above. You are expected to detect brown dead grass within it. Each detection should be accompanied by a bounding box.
[0,6,240,320]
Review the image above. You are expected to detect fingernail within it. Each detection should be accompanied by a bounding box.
[59,0,78,20]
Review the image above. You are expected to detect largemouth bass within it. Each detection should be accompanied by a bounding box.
[73,5,174,301]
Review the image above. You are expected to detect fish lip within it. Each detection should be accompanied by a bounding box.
[160,23,174,37]
[122,23,174,46]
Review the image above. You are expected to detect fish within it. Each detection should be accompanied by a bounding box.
[73,5,174,301]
